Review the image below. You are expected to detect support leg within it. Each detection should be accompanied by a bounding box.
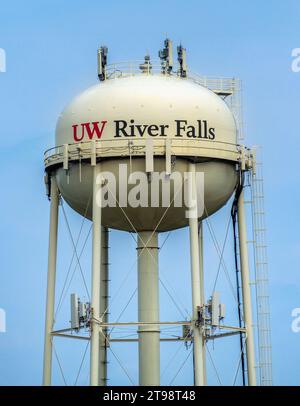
[188,162,205,386]
[137,232,160,386]
[237,189,256,386]
[99,226,109,386]
[198,221,206,385]
[43,175,59,386]
[90,164,102,386]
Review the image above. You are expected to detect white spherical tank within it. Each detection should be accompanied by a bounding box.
[49,73,239,232]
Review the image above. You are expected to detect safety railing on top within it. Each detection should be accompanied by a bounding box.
[104,61,238,96]
[44,138,243,169]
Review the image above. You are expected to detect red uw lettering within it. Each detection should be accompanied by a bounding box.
[72,121,107,142]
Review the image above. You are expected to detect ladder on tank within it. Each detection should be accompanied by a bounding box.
[250,159,273,385]
[229,78,244,143]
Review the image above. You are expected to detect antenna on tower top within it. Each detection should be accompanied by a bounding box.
[177,44,187,77]
[97,46,108,81]
[158,38,173,74]
[139,54,152,74]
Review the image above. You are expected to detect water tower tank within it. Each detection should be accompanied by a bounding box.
[43,42,260,388]
[50,65,239,232]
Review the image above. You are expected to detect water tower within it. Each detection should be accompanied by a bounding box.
[42,39,272,386]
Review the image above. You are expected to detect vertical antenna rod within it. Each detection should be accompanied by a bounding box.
[177,44,187,77]
[43,176,59,386]
[97,46,108,81]
[159,38,173,74]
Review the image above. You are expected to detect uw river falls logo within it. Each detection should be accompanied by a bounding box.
[72,119,216,141]
[72,121,108,141]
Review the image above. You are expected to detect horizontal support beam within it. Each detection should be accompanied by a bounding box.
[51,334,190,343]
[51,323,246,336]
[218,324,246,333]
[207,331,244,340]
[52,333,90,341]
[96,320,191,327]
[52,329,245,343]
[51,332,244,342]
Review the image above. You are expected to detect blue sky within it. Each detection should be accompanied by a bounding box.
[0,0,300,385]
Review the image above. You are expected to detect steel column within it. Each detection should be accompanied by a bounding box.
[198,221,206,385]
[99,226,109,385]
[188,162,205,386]
[137,231,160,386]
[43,175,59,386]
[237,189,257,386]
[90,164,102,386]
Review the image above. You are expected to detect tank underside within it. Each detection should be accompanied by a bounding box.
[55,157,238,232]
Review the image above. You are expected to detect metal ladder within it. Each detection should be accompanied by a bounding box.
[250,161,273,385]
[229,78,244,142]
